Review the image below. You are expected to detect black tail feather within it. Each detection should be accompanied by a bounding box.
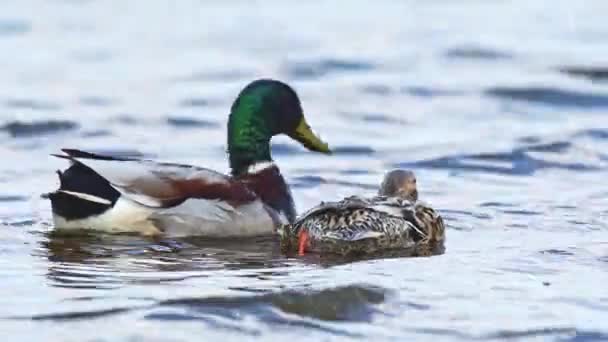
[51,153,71,160]
[56,170,64,186]
[56,162,120,201]
[47,161,121,221]
[59,148,132,161]
[41,170,65,199]
[48,191,113,220]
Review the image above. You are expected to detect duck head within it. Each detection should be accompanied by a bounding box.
[228,79,331,175]
[378,169,418,202]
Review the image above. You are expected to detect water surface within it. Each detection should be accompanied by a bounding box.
[1,0,607,340]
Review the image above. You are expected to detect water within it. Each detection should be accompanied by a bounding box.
[1,0,607,340]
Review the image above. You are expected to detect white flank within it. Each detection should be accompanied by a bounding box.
[153,198,275,237]
[53,197,159,235]
[247,161,276,174]
[53,197,275,238]
[58,190,112,205]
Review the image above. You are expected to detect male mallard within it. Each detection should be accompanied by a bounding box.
[46,79,331,237]
[279,169,445,256]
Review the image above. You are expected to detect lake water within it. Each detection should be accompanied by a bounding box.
[1,0,607,340]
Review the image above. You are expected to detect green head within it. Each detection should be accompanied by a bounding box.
[228,79,331,175]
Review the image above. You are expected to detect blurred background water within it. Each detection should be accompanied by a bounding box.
[1,0,607,340]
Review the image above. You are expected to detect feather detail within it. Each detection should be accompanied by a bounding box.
[55,148,257,208]
[237,163,296,223]
[57,190,113,205]
[282,194,444,255]
[349,231,385,241]
[246,161,276,174]
[324,230,385,241]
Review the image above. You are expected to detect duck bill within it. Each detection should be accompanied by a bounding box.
[289,117,331,154]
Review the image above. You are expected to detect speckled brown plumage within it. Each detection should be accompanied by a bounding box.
[279,169,445,256]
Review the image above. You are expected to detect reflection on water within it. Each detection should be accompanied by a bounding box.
[42,232,288,288]
[42,231,444,291]
[21,281,387,340]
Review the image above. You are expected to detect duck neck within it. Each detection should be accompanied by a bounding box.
[227,112,273,176]
[235,164,297,224]
[228,144,272,176]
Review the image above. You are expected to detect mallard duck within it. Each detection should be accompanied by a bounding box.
[279,169,445,256]
[46,79,331,237]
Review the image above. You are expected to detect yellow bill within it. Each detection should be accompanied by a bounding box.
[289,117,331,154]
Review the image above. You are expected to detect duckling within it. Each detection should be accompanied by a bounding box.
[279,169,445,256]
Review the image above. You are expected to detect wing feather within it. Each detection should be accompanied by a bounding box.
[294,195,414,225]
[55,149,257,208]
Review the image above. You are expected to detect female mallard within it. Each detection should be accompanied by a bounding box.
[279,169,445,256]
[46,79,331,237]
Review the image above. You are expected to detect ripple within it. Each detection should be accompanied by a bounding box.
[399,155,523,176]
[486,327,577,340]
[485,86,608,108]
[339,168,371,175]
[145,311,263,336]
[1,120,78,137]
[2,3,608,340]
[441,209,492,221]
[291,175,376,191]
[402,86,464,98]
[111,114,139,125]
[166,116,220,129]
[270,143,304,155]
[479,202,515,208]
[158,284,386,323]
[27,307,133,321]
[552,205,577,210]
[0,19,30,36]
[0,195,27,202]
[360,84,393,96]
[501,209,542,216]
[291,175,326,188]
[574,128,608,140]
[540,249,575,256]
[173,70,253,83]
[398,140,603,176]
[46,264,124,289]
[552,298,608,313]
[178,97,211,108]
[5,99,60,111]
[411,327,578,340]
[342,111,405,125]
[519,136,542,144]
[285,58,375,80]
[80,96,116,107]
[332,146,376,156]
[559,66,608,82]
[81,129,112,138]
[444,45,513,60]
[398,300,431,311]
[5,219,37,227]
[558,331,608,342]
[525,141,571,153]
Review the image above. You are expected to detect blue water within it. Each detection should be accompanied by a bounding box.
[1,1,607,340]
